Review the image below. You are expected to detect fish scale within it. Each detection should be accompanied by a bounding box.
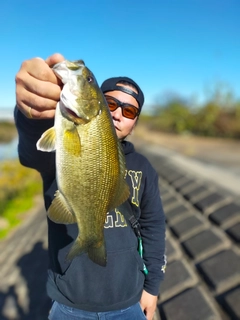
[37,60,130,266]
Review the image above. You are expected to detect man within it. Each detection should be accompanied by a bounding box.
[15,53,166,320]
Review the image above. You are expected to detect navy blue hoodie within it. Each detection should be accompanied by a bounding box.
[14,107,166,312]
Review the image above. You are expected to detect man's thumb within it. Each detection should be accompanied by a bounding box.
[45,53,65,67]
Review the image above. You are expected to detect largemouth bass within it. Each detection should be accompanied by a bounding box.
[37,60,130,266]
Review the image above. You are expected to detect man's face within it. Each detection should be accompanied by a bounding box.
[104,89,139,140]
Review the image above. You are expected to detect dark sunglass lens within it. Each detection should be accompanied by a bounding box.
[122,107,137,119]
[106,97,118,111]
[105,96,138,119]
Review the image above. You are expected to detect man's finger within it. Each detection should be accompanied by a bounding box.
[45,53,65,67]
[18,100,56,120]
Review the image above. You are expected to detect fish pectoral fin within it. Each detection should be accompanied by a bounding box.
[36,127,56,152]
[48,190,76,224]
[63,127,81,156]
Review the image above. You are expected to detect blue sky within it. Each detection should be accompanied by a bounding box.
[1,0,239,111]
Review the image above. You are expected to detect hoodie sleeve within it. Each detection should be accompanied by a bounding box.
[14,106,55,176]
[139,163,166,296]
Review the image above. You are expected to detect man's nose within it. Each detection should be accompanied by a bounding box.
[111,106,122,119]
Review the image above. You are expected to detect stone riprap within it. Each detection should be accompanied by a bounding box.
[0,141,239,320]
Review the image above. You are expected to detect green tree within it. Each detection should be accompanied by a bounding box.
[151,94,194,134]
[194,102,221,136]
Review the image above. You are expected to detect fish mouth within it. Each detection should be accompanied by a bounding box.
[64,106,80,118]
[60,103,86,125]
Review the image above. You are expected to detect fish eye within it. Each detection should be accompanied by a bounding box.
[87,76,94,83]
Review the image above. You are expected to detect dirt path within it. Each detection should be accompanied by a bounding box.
[130,124,240,170]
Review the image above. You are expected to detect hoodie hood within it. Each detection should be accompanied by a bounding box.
[121,140,135,155]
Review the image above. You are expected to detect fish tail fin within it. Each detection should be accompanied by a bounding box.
[88,242,107,267]
[66,237,86,261]
[67,237,107,267]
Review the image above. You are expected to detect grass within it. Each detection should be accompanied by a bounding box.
[0,160,42,239]
[0,121,17,143]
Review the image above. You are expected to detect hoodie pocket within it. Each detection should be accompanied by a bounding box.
[55,246,145,307]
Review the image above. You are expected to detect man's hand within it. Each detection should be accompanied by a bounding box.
[140,289,158,320]
[15,53,64,119]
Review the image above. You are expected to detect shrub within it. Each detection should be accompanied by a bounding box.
[0,160,42,238]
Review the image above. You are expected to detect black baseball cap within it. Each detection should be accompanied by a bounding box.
[101,76,144,112]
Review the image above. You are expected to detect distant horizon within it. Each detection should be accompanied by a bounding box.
[0,108,14,122]
[2,80,240,112]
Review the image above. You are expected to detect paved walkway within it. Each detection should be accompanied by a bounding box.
[133,137,240,320]
[0,135,240,320]
[0,198,51,320]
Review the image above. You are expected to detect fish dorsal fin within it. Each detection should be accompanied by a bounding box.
[48,190,76,224]
[37,127,56,152]
[108,180,130,212]
[108,140,130,211]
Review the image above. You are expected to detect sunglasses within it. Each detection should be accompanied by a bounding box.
[104,95,140,120]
